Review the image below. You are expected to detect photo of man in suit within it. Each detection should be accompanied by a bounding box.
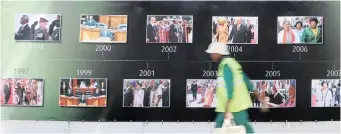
[146,17,157,42]
[14,14,61,42]
[212,16,258,44]
[3,79,11,104]
[15,15,31,40]
[229,17,248,43]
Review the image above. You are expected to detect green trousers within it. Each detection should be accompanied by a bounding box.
[215,110,254,133]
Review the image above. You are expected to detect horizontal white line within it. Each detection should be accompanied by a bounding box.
[46,59,340,63]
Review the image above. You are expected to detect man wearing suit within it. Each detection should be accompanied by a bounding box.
[16,82,25,105]
[228,17,248,43]
[124,82,134,106]
[146,17,157,42]
[79,94,87,104]
[169,19,178,43]
[49,15,61,41]
[191,81,198,101]
[100,25,114,41]
[143,82,153,107]
[162,81,170,107]
[270,85,284,105]
[86,16,97,27]
[15,15,31,40]
[3,80,11,104]
[245,20,254,43]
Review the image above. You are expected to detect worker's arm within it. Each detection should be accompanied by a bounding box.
[223,65,233,112]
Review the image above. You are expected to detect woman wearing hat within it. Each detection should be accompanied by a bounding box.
[206,42,267,133]
[213,17,229,44]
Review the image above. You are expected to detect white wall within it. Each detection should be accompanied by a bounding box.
[1,120,340,133]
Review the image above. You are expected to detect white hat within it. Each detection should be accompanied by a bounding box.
[205,42,230,55]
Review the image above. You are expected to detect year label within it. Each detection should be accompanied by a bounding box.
[292,46,308,53]
[161,46,177,53]
[202,70,217,77]
[139,70,155,77]
[14,68,29,74]
[30,44,44,50]
[95,45,111,52]
[327,70,341,77]
[77,70,92,76]
[265,70,281,77]
[227,46,243,53]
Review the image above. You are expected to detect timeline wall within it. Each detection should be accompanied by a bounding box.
[0,1,340,122]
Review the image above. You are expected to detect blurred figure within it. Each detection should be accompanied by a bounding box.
[315,81,333,107]
[32,17,49,40]
[100,25,114,41]
[277,21,300,44]
[146,17,157,42]
[214,17,229,44]
[49,15,61,40]
[85,16,97,27]
[206,42,266,134]
[301,18,322,43]
[246,19,254,43]
[15,15,31,40]
[133,83,144,107]
[191,81,198,101]
[270,84,284,105]
[294,21,304,41]
[3,79,11,104]
[228,17,248,43]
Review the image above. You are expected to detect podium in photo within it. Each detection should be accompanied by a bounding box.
[79,15,128,43]
[59,78,107,107]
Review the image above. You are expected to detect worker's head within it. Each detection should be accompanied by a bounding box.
[205,42,230,62]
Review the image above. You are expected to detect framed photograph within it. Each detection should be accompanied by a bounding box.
[311,79,340,107]
[250,80,296,108]
[0,78,44,106]
[123,79,170,108]
[277,16,323,44]
[146,15,193,43]
[59,78,107,107]
[79,15,127,43]
[14,14,61,42]
[186,79,217,108]
[212,16,258,44]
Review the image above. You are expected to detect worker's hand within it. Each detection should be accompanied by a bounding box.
[224,112,234,119]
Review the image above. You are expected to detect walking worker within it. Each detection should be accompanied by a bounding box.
[205,42,267,133]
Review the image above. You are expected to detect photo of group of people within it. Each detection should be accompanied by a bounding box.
[59,78,107,107]
[212,16,258,44]
[123,79,170,107]
[311,79,340,107]
[14,14,61,41]
[146,15,193,43]
[186,79,217,108]
[79,15,128,43]
[277,16,323,44]
[0,78,44,106]
[250,80,296,108]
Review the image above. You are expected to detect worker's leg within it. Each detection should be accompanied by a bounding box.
[214,112,224,128]
[232,110,254,133]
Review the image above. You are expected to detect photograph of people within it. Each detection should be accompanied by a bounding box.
[250,80,296,108]
[59,78,107,107]
[277,16,323,44]
[14,14,61,41]
[212,16,258,44]
[146,15,193,43]
[0,78,44,106]
[123,79,170,108]
[79,15,127,43]
[311,79,340,107]
[186,79,217,108]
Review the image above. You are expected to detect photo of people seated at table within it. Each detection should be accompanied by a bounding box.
[79,15,127,43]
[186,79,217,108]
[146,15,193,43]
[277,16,323,44]
[123,79,170,108]
[0,78,44,106]
[311,79,340,107]
[14,14,61,41]
[59,78,107,107]
[212,16,258,44]
[250,80,296,108]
